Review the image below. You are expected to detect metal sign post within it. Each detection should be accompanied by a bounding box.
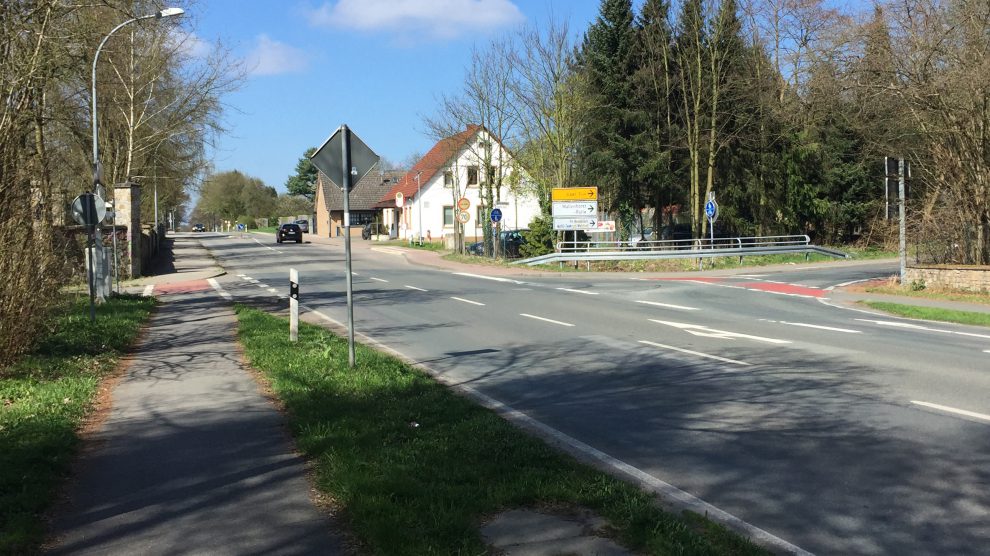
[310,125,379,368]
[898,159,906,284]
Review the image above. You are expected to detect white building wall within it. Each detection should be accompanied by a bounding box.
[403,132,541,241]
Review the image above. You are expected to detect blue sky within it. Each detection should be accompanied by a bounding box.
[189,1,604,193]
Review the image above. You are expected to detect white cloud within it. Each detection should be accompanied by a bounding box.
[246,34,308,76]
[168,29,212,59]
[307,0,524,40]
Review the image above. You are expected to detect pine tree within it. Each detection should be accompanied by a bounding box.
[285,147,319,200]
[578,0,639,237]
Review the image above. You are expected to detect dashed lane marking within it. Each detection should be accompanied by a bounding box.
[451,297,485,306]
[453,272,527,285]
[556,287,598,295]
[520,313,575,327]
[404,285,428,292]
[911,401,990,424]
[636,300,699,311]
[777,321,861,334]
[638,340,751,366]
[649,319,791,344]
[370,277,389,283]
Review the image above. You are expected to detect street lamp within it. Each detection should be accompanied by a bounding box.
[92,7,185,187]
[415,171,422,244]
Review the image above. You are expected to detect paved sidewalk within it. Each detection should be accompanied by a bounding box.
[47,236,348,555]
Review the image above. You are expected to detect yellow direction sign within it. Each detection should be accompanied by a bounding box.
[552,187,598,201]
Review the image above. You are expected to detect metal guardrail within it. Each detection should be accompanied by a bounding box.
[514,235,849,266]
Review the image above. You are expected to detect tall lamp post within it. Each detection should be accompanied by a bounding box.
[414,171,422,244]
[92,7,185,187]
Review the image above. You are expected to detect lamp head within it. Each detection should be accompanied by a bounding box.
[157,7,185,18]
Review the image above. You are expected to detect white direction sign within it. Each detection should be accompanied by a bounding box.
[552,201,597,217]
[553,217,597,231]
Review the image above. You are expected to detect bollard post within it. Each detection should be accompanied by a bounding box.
[289,268,299,342]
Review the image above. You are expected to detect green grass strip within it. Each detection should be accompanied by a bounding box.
[234,305,766,555]
[861,301,990,327]
[0,294,155,554]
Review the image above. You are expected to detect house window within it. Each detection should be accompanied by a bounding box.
[476,206,485,227]
[486,165,497,185]
[443,206,454,227]
[467,166,479,186]
[444,171,453,187]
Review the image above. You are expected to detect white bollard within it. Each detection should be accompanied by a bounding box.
[289,268,299,342]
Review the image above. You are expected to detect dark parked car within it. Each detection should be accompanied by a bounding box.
[467,229,528,258]
[277,223,303,243]
[294,219,309,233]
[191,223,205,232]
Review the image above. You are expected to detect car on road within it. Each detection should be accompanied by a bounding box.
[191,223,205,232]
[467,229,528,258]
[277,223,303,243]
[294,219,309,233]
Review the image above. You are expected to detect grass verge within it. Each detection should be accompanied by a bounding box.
[0,294,155,553]
[234,305,766,555]
[861,280,990,306]
[861,301,990,327]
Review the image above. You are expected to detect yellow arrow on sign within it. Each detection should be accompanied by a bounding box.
[552,187,598,201]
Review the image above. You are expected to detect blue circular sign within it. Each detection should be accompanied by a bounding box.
[490,208,503,223]
[705,200,718,221]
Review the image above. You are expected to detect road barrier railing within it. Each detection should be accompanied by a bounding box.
[515,234,848,266]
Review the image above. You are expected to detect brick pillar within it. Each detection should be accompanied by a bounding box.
[114,181,142,278]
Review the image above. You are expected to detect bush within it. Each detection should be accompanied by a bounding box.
[520,214,555,258]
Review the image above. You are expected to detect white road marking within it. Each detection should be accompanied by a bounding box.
[852,319,990,340]
[556,287,598,295]
[371,247,405,256]
[351,272,360,276]
[984,350,990,354]
[454,272,526,285]
[267,288,279,293]
[779,321,861,334]
[826,277,879,291]
[236,274,247,278]
[520,313,575,327]
[649,319,791,344]
[258,283,270,288]
[207,278,232,300]
[142,284,154,297]
[636,300,700,311]
[370,277,389,283]
[638,340,751,366]
[451,296,485,306]
[404,285,428,292]
[911,401,990,423]
[248,278,259,284]
[734,274,768,278]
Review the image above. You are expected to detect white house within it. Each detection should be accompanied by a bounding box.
[376,125,541,243]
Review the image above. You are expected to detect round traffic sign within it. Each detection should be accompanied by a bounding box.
[705,199,718,222]
[456,210,470,224]
[71,192,105,227]
[457,197,471,211]
[490,208,503,223]
[395,192,404,208]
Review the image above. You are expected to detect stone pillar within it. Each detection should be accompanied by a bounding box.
[114,181,142,278]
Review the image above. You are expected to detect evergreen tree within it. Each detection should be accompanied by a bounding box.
[578,0,640,237]
[285,147,319,200]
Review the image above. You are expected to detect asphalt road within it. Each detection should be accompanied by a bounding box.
[198,232,990,555]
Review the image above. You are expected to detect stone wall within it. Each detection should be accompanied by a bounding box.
[905,265,990,293]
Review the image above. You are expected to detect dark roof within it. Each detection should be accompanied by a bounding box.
[376,125,481,208]
[319,163,405,211]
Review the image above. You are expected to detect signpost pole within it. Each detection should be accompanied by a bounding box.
[898,158,906,284]
[342,125,356,367]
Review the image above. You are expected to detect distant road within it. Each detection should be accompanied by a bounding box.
[200,234,990,555]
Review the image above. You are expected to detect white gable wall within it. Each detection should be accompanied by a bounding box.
[400,131,541,241]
